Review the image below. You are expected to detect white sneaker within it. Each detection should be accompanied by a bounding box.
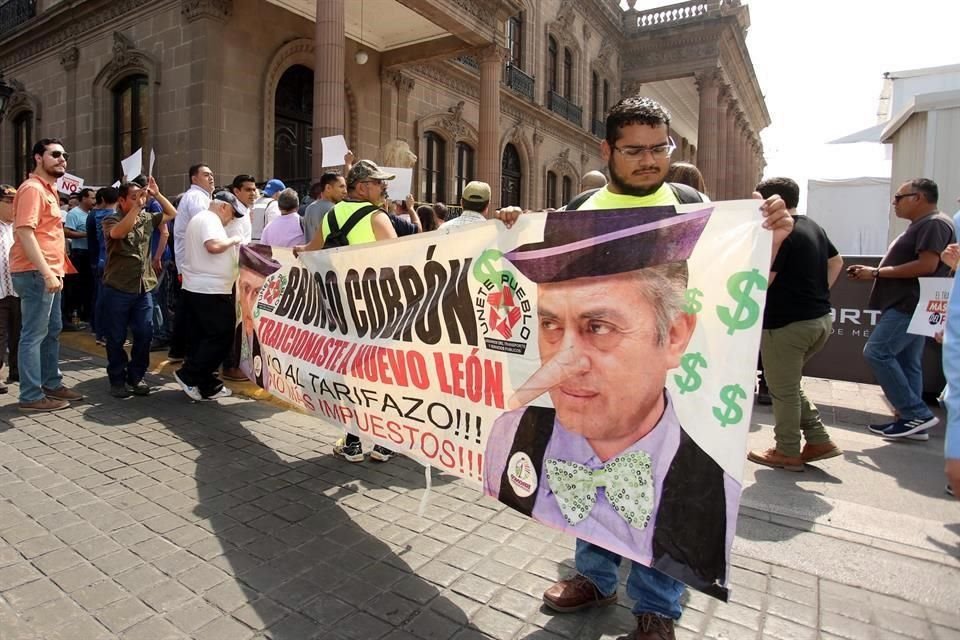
[174,371,203,401]
[204,386,232,400]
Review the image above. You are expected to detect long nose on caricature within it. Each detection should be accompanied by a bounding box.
[507,348,590,410]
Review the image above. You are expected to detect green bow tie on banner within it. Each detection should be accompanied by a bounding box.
[545,452,655,529]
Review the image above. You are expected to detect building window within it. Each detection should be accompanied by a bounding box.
[547,36,558,94]
[562,175,573,205]
[113,74,149,180]
[507,13,524,69]
[423,131,446,203]
[13,111,32,185]
[563,49,573,99]
[455,142,475,202]
[546,171,558,209]
[501,143,522,208]
[591,72,600,122]
[603,79,610,113]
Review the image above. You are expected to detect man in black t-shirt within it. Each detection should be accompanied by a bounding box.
[748,178,845,471]
[847,178,955,440]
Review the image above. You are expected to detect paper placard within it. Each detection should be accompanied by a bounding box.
[908,277,953,337]
[120,148,142,181]
[148,149,156,178]
[55,173,84,195]
[320,135,349,168]
[381,167,413,202]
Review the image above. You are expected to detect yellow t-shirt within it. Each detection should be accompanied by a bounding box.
[581,183,679,211]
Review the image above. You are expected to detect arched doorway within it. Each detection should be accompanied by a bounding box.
[501,143,522,207]
[274,64,313,195]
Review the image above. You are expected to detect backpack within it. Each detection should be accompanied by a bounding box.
[564,182,704,211]
[322,204,379,249]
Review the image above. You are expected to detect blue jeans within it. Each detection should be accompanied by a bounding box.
[863,308,931,420]
[12,271,63,403]
[575,539,684,619]
[100,285,153,386]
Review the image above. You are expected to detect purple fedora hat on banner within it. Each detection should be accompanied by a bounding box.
[504,206,714,283]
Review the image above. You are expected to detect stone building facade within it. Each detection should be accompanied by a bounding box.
[0,0,767,209]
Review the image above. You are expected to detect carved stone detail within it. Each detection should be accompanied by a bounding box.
[181,0,233,23]
[60,46,79,71]
[439,100,469,139]
[476,44,508,65]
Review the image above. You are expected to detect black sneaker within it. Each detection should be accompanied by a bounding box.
[879,416,939,439]
[868,421,896,435]
[6,371,17,383]
[129,380,151,396]
[333,437,364,462]
[756,382,772,406]
[110,384,132,398]
[370,445,394,462]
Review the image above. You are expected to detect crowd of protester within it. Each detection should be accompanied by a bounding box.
[3,92,959,640]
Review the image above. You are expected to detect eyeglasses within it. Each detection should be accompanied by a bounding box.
[48,150,69,160]
[893,192,919,202]
[612,137,676,160]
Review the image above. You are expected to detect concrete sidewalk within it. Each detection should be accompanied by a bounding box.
[0,345,957,639]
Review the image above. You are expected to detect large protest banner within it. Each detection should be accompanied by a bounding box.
[237,200,771,600]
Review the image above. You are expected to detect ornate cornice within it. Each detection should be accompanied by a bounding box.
[0,0,156,69]
[181,0,232,23]
[409,63,479,100]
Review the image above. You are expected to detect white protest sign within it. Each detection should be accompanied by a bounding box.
[148,149,156,178]
[55,173,84,195]
[111,181,121,188]
[908,277,953,337]
[381,167,413,201]
[120,148,142,181]
[320,135,349,168]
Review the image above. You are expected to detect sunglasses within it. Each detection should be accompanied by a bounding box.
[48,150,69,160]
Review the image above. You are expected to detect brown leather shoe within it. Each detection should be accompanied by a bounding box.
[221,367,248,382]
[618,613,676,640]
[19,397,70,412]
[543,574,616,612]
[42,386,84,401]
[747,447,803,472]
[801,441,842,463]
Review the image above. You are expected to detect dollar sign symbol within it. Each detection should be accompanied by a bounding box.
[473,249,508,288]
[717,269,767,335]
[673,352,707,394]
[712,384,747,427]
[683,288,703,315]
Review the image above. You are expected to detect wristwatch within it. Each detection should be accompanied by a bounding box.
[872,268,880,279]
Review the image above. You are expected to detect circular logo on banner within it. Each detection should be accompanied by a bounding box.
[253,355,263,378]
[507,452,537,498]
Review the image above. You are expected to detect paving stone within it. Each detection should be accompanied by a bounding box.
[302,594,355,626]
[469,606,524,640]
[96,596,154,633]
[762,614,818,640]
[17,595,86,629]
[178,563,231,593]
[193,616,255,640]
[873,608,938,639]
[164,599,223,633]
[450,574,500,604]
[120,616,188,640]
[231,597,288,630]
[3,577,63,611]
[203,579,259,613]
[139,579,195,614]
[93,549,142,576]
[364,590,422,626]
[406,608,464,640]
[0,562,42,590]
[766,577,817,608]
[821,611,882,640]
[73,579,129,610]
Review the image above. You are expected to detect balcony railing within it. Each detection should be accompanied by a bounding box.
[503,63,534,101]
[0,0,35,37]
[547,91,583,127]
[455,55,479,71]
[632,0,721,28]
[591,119,605,138]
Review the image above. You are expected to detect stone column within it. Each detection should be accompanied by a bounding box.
[742,124,753,194]
[379,70,398,154]
[60,47,79,156]
[715,89,729,200]
[695,70,720,197]
[725,109,739,198]
[313,0,344,179]
[531,130,544,211]
[477,44,506,204]
[183,0,232,185]
[396,74,415,145]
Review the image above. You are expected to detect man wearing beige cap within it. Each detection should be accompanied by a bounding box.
[439,181,491,230]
